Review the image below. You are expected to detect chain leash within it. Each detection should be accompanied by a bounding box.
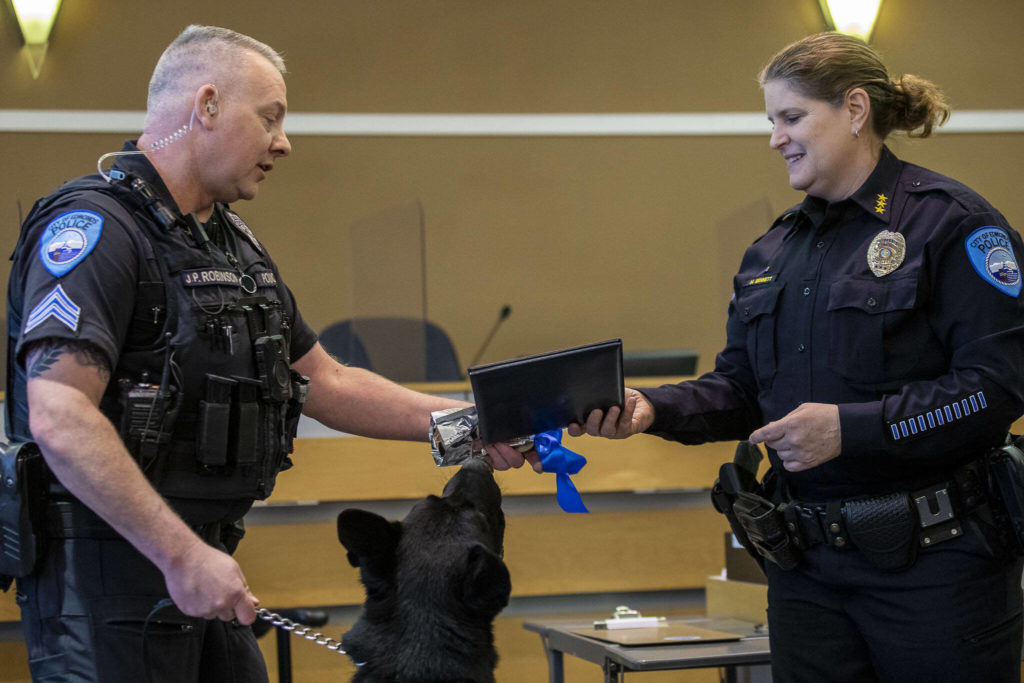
[256,607,347,655]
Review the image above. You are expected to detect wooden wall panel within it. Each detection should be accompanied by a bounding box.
[0,642,30,683]
[235,506,729,607]
[0,615,721,683]
[0,596,17,623]
[272,432,738,503]
[254,611,719,683]
[0,3,1022,375]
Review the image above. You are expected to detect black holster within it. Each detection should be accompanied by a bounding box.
[711,476,761,567]
[985,433,1024,555]
[195,518,246,555]
[710,441,800,571]
[733,490,801,570]
[0,441,46,589]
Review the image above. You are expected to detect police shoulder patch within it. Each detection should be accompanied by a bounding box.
[224,210,263,253]
[964,226,1021,297]
[38,210,104,278]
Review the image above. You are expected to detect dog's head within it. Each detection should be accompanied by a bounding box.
[337,457,510,682]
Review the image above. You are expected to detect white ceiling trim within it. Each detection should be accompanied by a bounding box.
[0,109,1020,136]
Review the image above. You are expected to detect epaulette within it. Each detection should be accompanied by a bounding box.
[901,163,987,213]
[768,204,802,231]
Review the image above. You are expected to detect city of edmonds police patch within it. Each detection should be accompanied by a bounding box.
[38,210,103,278]
[965,226,1021,297]
[867,230,906,277]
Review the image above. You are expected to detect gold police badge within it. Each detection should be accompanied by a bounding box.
[867,230,906,277]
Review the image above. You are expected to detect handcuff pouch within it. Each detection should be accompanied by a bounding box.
[842,492,917,571]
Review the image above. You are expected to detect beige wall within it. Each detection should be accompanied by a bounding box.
[1,0,1023,372]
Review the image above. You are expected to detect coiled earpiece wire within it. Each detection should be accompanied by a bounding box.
[96,109,198,182]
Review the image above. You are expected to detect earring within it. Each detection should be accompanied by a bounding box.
[853,128,860,138]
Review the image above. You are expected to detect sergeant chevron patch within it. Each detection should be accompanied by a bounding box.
[25,284,81,333]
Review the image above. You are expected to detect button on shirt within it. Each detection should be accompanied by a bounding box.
[641,147,1024,500]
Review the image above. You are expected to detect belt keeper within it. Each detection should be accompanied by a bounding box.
[825,500,846,548]
[780,502,802,548]
[787,503,828,548]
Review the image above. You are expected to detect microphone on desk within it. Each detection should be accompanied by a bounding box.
[469,305,512,367]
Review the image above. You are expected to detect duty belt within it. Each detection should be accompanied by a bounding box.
[718,442,1017,573]
[781,468,989,565]
[46,499,236,549]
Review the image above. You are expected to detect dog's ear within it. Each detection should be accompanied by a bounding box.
[461,544,511,617]
[337,509,402,568]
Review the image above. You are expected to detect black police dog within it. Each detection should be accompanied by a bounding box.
[337,457,510,683]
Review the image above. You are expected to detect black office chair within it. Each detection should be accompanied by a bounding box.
[318,317,464,382]
[318,320,372,371]
[622,349,699,377]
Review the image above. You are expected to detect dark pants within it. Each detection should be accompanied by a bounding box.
[765,521,1024,683]
[17,534,269,682]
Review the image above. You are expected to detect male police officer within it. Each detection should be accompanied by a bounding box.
[5,25,535,681]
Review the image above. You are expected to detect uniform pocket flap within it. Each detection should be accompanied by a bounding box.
[736,284,783,322]
[827,276,917,315]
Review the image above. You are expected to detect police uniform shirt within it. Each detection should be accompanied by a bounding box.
[8,143,317,435]
[641,147,1024,500]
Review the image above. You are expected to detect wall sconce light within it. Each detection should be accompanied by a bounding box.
[818,0,883,42]
[11,0,62,79]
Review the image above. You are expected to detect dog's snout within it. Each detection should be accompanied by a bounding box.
[443,457,493,496]
[461,456,492,473]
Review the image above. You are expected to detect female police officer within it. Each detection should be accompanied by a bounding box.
[572,32,1024,682]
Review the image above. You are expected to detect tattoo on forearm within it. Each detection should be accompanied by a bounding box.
[26,346,60,377]
[26,339,111,383]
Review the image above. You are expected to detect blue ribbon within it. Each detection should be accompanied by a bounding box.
[534,430,589,513]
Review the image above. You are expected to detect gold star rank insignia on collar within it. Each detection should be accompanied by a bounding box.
[867,230,906,277]
[874,193,888,214]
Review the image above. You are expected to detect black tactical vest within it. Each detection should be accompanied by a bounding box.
[7,172,306,503]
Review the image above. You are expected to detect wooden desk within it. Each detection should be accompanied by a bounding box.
[523,617,770,683]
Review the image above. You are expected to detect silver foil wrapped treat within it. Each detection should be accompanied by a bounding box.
[429,406,535,466]
[429,406,481,466]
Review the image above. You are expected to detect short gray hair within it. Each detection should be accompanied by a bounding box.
[147,25,286,115]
